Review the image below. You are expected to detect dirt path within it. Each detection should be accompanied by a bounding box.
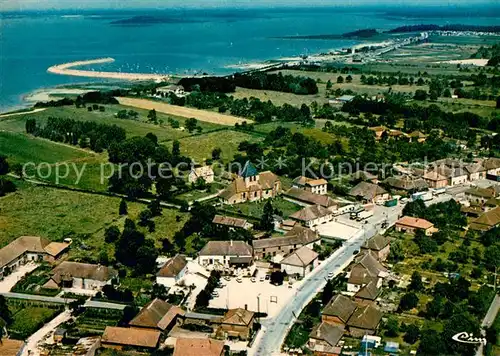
[116,97,252,126]
[0,108,46,118]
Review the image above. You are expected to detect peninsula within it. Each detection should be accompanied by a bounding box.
[47,57,169,81]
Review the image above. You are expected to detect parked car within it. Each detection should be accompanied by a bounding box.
[353,249,359,255]
[236,277,243,283]
[251,277,256,283]
[259,277,265,282]
[224,276,231,281]
[328,272,334,279]
[265,274,270,280]
[212,291,219,297]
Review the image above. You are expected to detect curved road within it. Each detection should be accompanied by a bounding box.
[249,206,403,355]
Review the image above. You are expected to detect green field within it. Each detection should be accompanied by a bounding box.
[8,302,63,340]
[171,129,263,162]
[0,131,90,165]
[0,105,223,143]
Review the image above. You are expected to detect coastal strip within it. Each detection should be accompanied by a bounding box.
[47,58,169,81]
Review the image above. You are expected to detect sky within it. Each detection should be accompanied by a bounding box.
[0,0,494,12]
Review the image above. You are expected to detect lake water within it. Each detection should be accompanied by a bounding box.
[1,5,499,111]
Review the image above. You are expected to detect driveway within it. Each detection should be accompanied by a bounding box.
[0,262,38,293]
[22,310,71,356]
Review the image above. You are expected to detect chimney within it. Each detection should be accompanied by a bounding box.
[244,304,248,310]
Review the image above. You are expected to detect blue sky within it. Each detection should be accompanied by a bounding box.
[1,0,493,11]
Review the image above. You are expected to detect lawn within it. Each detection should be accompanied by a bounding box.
[8,302,63,340]
[0,131,91,165]
[0,184,142,247]
[220,197,302,220]
[171,129,262,162]
[232,86,325,107]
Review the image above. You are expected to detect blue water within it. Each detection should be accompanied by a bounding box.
[1,6,499,111]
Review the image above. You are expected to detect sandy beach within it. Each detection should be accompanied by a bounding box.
[47,58,170,81]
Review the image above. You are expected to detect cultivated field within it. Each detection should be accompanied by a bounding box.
[232,87,326,107]
[116,97,252,126]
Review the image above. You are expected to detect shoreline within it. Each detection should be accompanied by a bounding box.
[47,57,171,81]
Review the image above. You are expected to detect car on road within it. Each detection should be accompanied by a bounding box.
[236,277,242,283]
[259,276,265,282]
[212,291,219,297]
[353,249,359,255]
[265,274,270,280]
[224,276,231,281]
[328,272,335,279]
[251,277,256,283]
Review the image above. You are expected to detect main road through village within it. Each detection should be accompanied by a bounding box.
[249,202,407,356]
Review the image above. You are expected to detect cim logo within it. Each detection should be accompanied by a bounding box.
[451,332,487,346]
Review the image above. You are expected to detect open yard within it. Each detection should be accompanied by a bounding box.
[171,129,262,162]
[219,197,302,220]
[116,97,251,125]
[8,300,63,340]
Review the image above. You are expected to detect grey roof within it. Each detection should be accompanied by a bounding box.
[355,280,380,300]
[346,303,382,330]
[253,226,319,250]
[199,241,253,257]
[290,205,332,222]
[362,234,390,251]
[284,187,337,208]
[0,236,50,268]
[157,255,188,278]
[280,246,318,267]
[383,176,428,191]
[322,294,357,322]
[349,182,387,201]
[309,322,344,347]
[51,262,117,283]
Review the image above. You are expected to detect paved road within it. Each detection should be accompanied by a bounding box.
[249,205,403,356]
[2,292,128,310]
[476,294,500,356]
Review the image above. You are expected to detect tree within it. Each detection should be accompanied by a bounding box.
[418,329,446,355]
[119,199,128,215]
[270,271,285,285]
[414,89,428,101]
[346,75,353,83]
[185,118,198,133]
[147,109,157,122]
[172,140,181,157]
[399,292,418,311]
[138,209,153,227]
[145,132,158,145]
[260,200,275,232]
[384,317,399,337]
[322,279,335,305]
[388,240,405,262]
[0,296,12,325]
[162,238,176,255]
[105,226,120,243]
[484,244,500,271]
[135,240,158,275]
[212,147,222,160]
[0,155,9,175]
[497,96,500,109]
[409,271,424,292]
[404,324,420,344]
[426,295,445,319]
[148,199,162,217]
[336,76,344,84]
[326,80,332,90]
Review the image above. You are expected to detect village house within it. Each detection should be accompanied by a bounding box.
[322,294,358,326]
[156,255,188,288]
[395,216,436,236]
[383,175,428,192]
[219,162,281,204]
[422,170,448,189]
[465,161,487,181]
[0,236,69,279]
[284,187,338,210]
[308,322,344,356]
[484,157,500,176]
[198,240,253,269]
[173,338,225,356]
[429,159,470,186]
[215,307,255,340]
[354,280,381,306]
[350,170,379,184]
[347,252,387,293]
[280,246,319,278]
[485,197,500,211]
[465,187,498,205]
[290,205,334,228]
[188,165,215,184]
[408,131,427,143]
[156,84,185,97]
[293,176,328,195]
[346,303,383,338]
[212,215,253,230]
[42,261,117,291]
[469,207,500,232]
[129,298,184,333]
[101,326,161,351]
[252,225,321,259]
[348,181,389,204]
[361,234,391,262]
[368,126,387,140]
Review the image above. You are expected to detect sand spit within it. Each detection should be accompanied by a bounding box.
[47,58,170,81]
